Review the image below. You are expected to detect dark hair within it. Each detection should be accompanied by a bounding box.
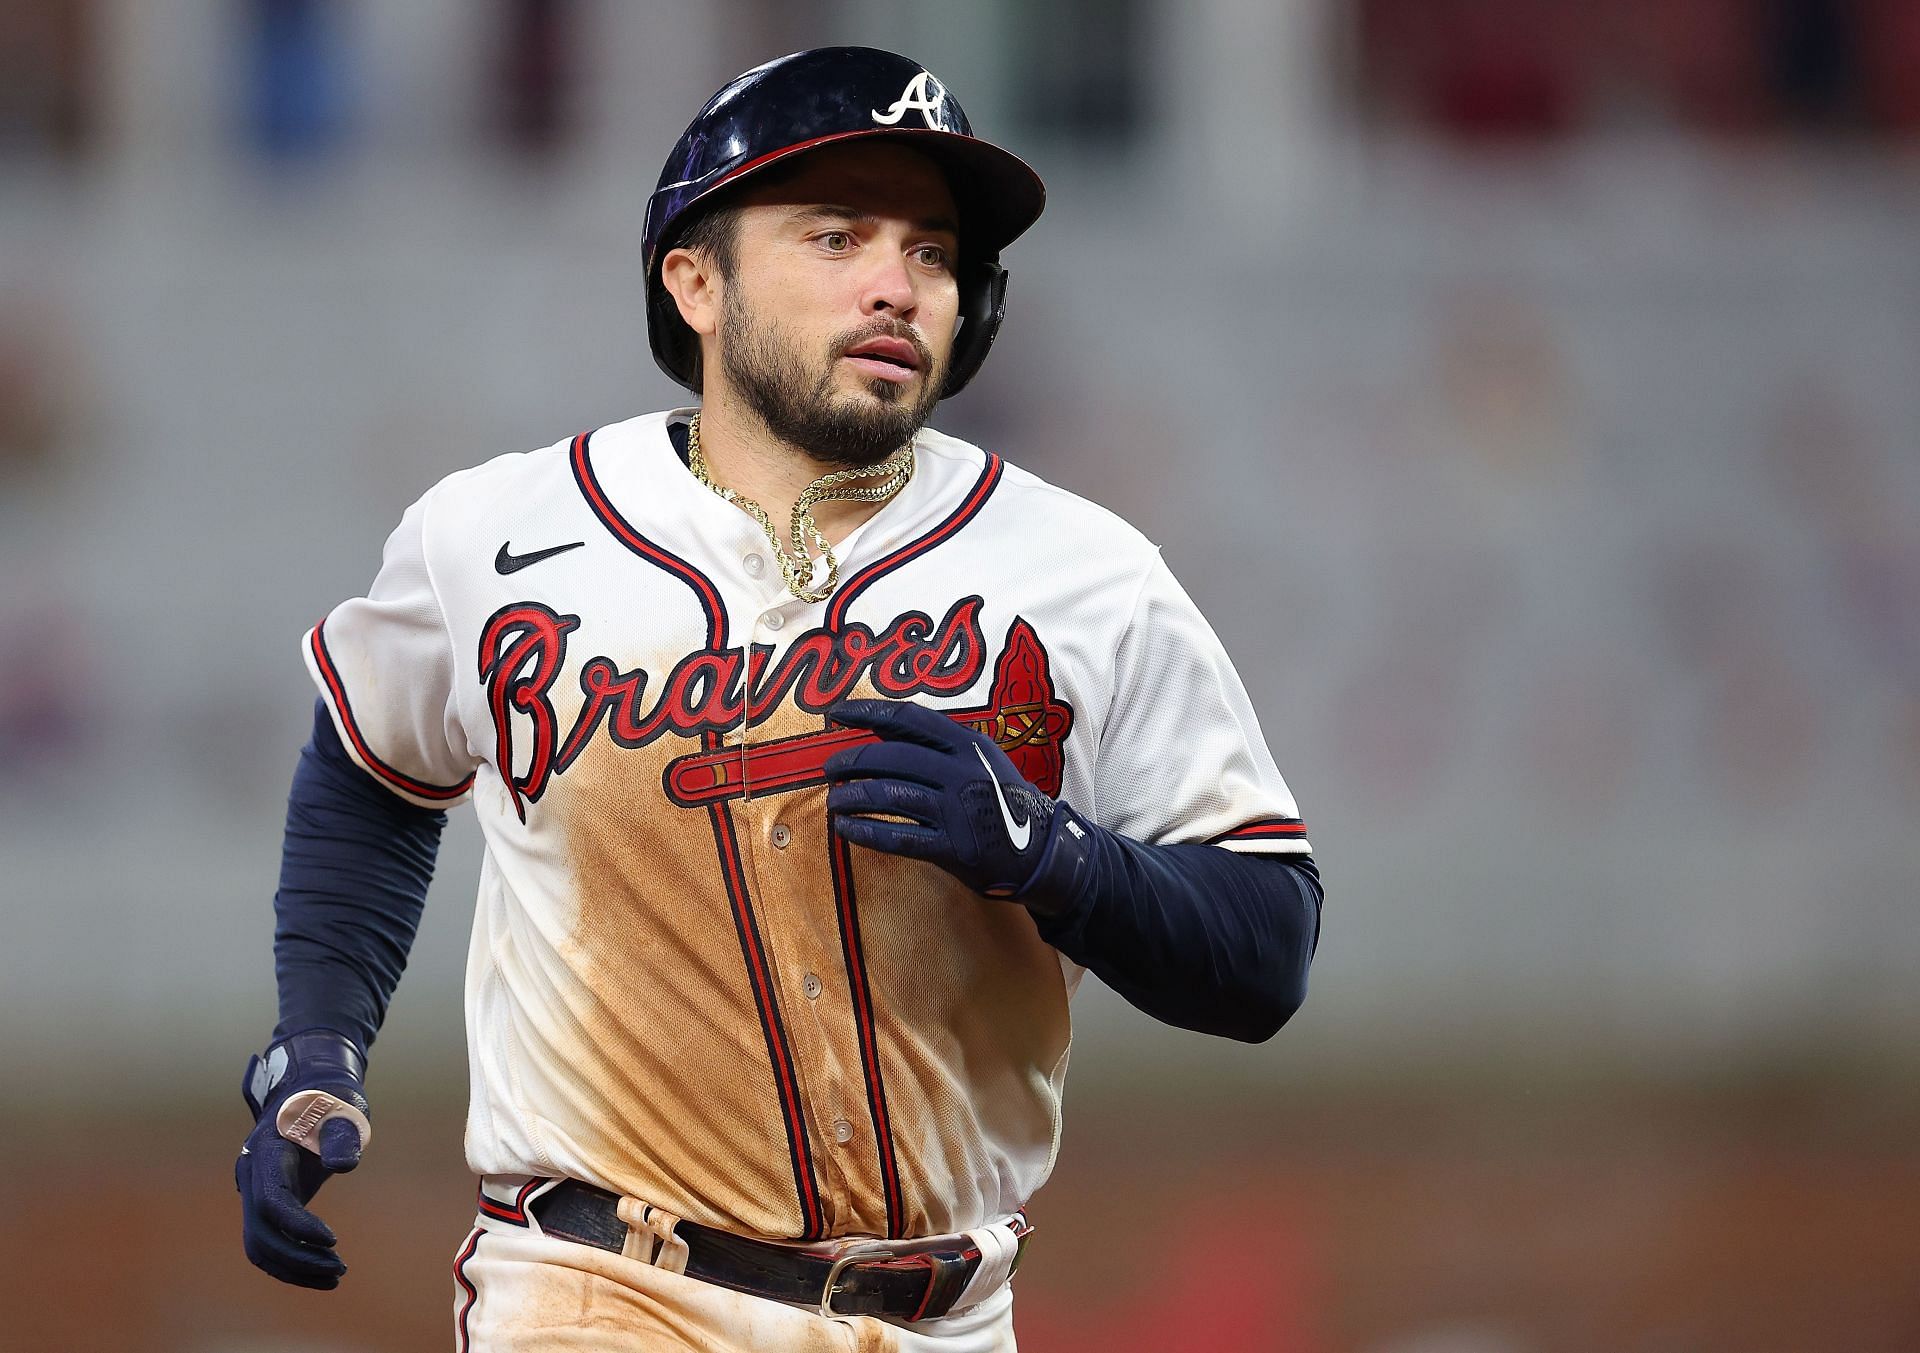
[672,204,741,282]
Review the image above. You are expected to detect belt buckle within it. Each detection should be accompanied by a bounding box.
[815,1238,898,1319]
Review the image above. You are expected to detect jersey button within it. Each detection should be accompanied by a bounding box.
[744,553,766,579]
[833,1118,854,1144]
[802,972,823,1000]
[770,823,792,849]
[763,611,785,632]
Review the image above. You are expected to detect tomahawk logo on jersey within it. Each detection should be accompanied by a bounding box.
[304,411,1309,1244]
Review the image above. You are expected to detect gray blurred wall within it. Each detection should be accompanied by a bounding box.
[2,0,1916,1108]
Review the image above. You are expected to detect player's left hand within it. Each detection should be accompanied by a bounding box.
[825,698,1060,898]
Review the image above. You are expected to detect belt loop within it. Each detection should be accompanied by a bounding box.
[616,1197,690,1276]
[948,1213,1033,1315]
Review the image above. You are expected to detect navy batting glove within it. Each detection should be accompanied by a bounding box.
[235,1029,371,1289]
[825,698,1070,899]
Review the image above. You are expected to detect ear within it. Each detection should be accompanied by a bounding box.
[659,246,722,338]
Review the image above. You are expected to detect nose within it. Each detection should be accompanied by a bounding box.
[860,246,918,320]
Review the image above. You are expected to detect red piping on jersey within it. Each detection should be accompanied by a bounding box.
[453,1228,482,1352]
[570,429,726,644]
[474,1177,542,1226]
[574,424,826,1239]
[713,802,827,1239]
[825,454,1003,629]
[309,623,475,801]
[828,829,906,1237]
[817,451,1004,1235]
[1208,818,1310,843]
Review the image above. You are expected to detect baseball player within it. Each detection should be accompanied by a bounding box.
[236,46,1321,1352]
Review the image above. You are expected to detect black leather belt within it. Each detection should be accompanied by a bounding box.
[524,1179,1025,1322]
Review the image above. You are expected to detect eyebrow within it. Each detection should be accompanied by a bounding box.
[789,203,960,239]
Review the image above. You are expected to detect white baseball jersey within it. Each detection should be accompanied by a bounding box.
[306,409,1309,1243]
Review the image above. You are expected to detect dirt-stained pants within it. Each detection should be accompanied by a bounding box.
[453,1196,1017,1352]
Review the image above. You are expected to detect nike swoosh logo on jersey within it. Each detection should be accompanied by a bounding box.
[973,745,1032,851]
[495,540,584,574]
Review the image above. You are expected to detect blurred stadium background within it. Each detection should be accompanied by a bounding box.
[3,1,1918,1349]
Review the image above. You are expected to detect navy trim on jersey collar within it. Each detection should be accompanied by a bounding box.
[570,428,728,648]
[826,453,1003,631]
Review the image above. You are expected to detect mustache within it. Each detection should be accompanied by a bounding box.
[833,318,935,372]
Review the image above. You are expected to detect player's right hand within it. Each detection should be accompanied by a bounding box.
[235,1029,372,1289]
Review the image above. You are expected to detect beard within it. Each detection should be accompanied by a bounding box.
[716,290,943,468]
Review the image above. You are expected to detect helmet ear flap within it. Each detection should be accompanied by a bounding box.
[646,266,700,394]
[940,260,1008,399]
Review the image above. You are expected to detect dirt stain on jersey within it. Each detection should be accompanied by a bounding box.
[540,685,1071,1244]
[545,730,813,1239]
[849,846,1073,1236]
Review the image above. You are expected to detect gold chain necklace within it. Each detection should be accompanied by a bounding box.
[685,413,915,604]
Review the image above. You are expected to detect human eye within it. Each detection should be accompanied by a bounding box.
[913,243,951,270]
[816,230,854,253]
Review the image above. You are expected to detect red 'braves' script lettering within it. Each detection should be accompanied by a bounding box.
[480,595,988,819]
[479,603,580,820]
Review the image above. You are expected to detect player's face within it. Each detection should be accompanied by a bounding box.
[714,143,962,467]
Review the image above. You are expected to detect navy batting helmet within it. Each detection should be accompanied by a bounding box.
[642,47,1047,399]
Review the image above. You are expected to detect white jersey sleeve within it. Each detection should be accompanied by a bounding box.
[1091,553,1310,855]
[301,489,477,808]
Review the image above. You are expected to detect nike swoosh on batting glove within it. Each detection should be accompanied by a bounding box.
[824,697,1069,899]
[235,1028,371,1289]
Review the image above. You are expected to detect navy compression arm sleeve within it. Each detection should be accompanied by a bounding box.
[272,698,447,1052]
[1022,808,1321,1043]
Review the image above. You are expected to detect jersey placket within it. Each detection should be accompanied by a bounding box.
[724,556,884,1238]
